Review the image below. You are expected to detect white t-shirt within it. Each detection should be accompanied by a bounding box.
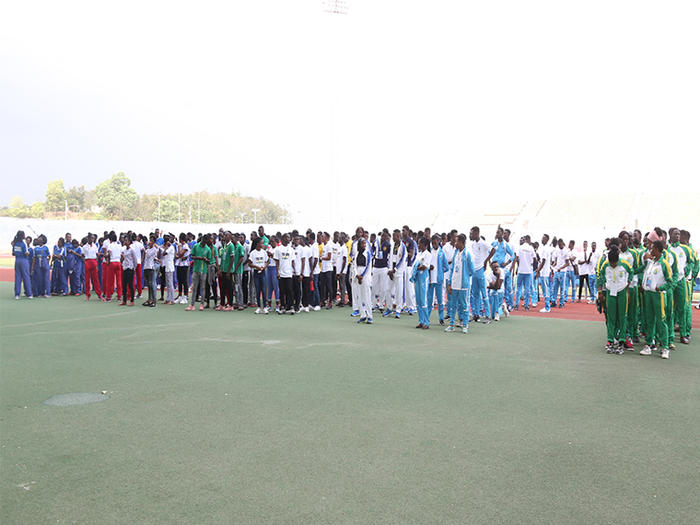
[131,240,144,264]
[293,245,303,276]
[143,246,159,270]
[274,244,295,278]
[249,249,268,273]
[588,252,600,275]
[321,243,334,272]
[107,242,123,263]
[301,245,313,277]
[429,249,440,284]
[121,245,138,270]
[517,244,536,274]
[175,243,190,267]
[487,270,505,291]
[553,248,570,272]
[416,249,431,279]
[452,250,465,290]
[266,245,276,267]
[83,243,98,260]
[163,245,175,272]
[443,243,456,266]
[336,243,348,274]
[310,243,320,275]
[539,245,552,276]
[567,249,577,272]
[470,239,490,269]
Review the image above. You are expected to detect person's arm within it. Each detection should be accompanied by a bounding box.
[657,259,673,292]
[484,246,495,269]
[309,254,317,275]
[339,254,347,275]
[299,256,305,281]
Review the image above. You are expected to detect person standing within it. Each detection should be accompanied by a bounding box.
[386,230,407,319]
[551,239,570,308]
[11,230,32,299]
[274,234,296,314]
[565,240,578,303]
[119,237,137,306]
[104,233,123,301]
[639,240,673,359]
[319,233,334,309]
[232,234,246,310]
[308,232,321,311]
[175,234,191,304]
[597,246,632,354]
[445,234,475,334]
[51,238,68,295]
[185,234,212,311]
[427,235,449,326]
[412,237,433,329]
[469,226,491,321]
[82,234,101,300]
[513,236,536,310]
[534,234,552,313]
[353,238,374,324]
[142,235,160,307]
[248,237,270,314]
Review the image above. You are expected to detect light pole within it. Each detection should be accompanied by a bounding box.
[251,208,260,224]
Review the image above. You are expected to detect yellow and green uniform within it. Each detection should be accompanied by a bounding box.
[670,242,693,338]
[662,248,679,346]
[685,244,699,336]
[619,247,642,339]
[191,242,212,274]
[642,256,673,349]
[598,259,633,343]
[219,241,235,273]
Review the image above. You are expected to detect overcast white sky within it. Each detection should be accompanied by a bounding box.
[1,0,698,228]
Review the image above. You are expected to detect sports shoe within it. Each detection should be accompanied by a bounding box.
[680,336,690,344]
[366,319,373,324]
[185,305,194,311]
[639,345,652,356]
[351,309,360,317]
[660,348,670,359]
[264,306,270,314]
[15,295,19,300]
[504,308,510,318]
[462,327,468,334]
[255,307,261,314]
[313,306,321,311]
[614,346,625,355]
[669,343,676,350]
[605,342,614,353]
[482,318,491,324]
[539,308,549,313]
[357,317,367,324]
[394,313,400,319]
[624,338,634,350]
[444,325,455,332]
[383,309,393,317]
[439,319,445,325]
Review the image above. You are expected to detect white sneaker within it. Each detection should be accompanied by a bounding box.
[539,307,549,313]
[255,307,261,314]
[504,308,509,318]
[263,306,270,314]
[314,305,321,311]
[639,345,652,356]
[304,307,310,313]
[660,349,670,359]
[15,295,20,300]
[462,327,469,334]
[494,313,500,321]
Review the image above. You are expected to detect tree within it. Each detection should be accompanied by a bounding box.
[152,199,179,222]
[95,172,138,220]
[30,201,45,218]
[45,180,66,213]
[66,185,86,211]
[7,196,29,217]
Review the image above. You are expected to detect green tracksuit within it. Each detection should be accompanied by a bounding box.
[686,245,699,336]
[642,256,673,348]
[620,247,642,339]
[670,242,693,338]
[662,248,679,346]
[598,260,633,343]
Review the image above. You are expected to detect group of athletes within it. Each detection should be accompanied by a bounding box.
[10,224,698,358]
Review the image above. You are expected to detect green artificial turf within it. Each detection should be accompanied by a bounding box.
[1,282,699,524]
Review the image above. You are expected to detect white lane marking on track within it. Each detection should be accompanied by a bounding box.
[3,311,131,329]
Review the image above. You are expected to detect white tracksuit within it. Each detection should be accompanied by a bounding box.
[390,242,407,310]
[352,250,373,320]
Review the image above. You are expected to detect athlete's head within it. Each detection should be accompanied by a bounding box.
[669,227,680,244]
[456,234,467,251]
[469,227,480,242]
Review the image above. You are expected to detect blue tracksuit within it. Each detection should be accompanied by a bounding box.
[51,245,68,294]
[471,267,490,318]
[447,250,475,326]
[12,241,32,297]
[66,245,83,294]
[33,245,51,296]
[411,254,430,326]
[428,247,450,322]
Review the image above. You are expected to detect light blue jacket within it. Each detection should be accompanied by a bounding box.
[447,249,475,288]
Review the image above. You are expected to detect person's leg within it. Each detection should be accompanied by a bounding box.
[135,263,143,297]
[504,271,513,309]
[674,281,688,338]
[121,268,129,303]
[312,274,320,307]
[664,289,674,348]
[522,274,532,309]
[302,276,310,307]
[458,289,469,328]
[605,291,618,343]
[14,259,23,297]
[658,292,669,349]
[587,274,596,301]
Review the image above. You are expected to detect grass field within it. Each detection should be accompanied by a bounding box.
[1,282,699,524]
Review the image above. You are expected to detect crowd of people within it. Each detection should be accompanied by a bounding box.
[10,224,699,358]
